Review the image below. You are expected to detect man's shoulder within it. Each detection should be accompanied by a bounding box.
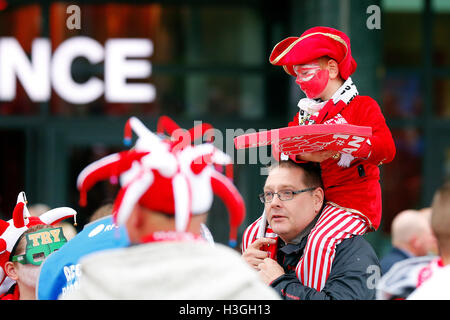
[338,234,375,249]
[321,235,379,299]
[335,235,379,263]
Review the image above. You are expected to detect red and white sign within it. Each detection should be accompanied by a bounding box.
[234,124,372,155]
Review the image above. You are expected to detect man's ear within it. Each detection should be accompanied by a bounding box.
[313,187,325,213]
[409,234,422,255]
[4,261,19,281]
[125,204,145,243]
[128,205,142,229]
[327,59,340,80]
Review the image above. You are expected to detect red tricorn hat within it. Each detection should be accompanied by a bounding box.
[269,26,357,80]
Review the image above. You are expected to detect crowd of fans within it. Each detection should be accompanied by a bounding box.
[1,25,448,301]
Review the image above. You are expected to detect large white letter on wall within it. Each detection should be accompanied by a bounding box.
[0,37,51,102]
[104,39,155,103]
[51,36,104,104]
[0,36,156,104]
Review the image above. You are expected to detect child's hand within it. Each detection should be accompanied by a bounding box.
[296,150,337,163]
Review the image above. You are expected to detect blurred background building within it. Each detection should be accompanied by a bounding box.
[0,0,449,256]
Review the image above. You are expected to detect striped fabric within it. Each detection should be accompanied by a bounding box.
[242,203,369,291]
[242,215,264,253]
[296,204,368,290]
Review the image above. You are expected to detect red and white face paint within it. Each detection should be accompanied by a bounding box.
[294,62,329,99]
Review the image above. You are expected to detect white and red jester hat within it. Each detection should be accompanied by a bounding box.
[77,116,245,247]
[0,192,77,295]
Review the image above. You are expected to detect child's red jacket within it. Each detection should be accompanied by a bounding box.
[289,95,396,230]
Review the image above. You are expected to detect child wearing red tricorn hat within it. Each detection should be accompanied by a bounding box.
[243,26,396,291]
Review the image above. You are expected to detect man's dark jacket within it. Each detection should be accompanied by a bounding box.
[270,234,379,300]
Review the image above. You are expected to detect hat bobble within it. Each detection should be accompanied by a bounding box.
[110,176,119,185]
[124,118,133,146]
[228,236,237,248]
[39,207,78,227]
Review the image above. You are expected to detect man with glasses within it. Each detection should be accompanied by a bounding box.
[242,160,380,300]
[61,117,280,300]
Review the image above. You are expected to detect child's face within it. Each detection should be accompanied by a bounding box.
[293,60,329,99]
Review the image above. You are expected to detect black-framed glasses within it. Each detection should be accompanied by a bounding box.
[259,187,317,203]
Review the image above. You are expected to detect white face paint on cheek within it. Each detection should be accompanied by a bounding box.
[16,264,40,288]
[293,62,330,99]
[297,69,330,99]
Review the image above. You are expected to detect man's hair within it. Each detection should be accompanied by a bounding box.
[431,181,450,251]
[391,210,428,247]
[268,160,323,189]
[89,203,113,223]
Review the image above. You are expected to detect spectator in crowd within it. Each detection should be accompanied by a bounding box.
[62,117,280,300]
[29,203,78,241]
[28,203,50,217]
[242,160,380,300]
[407,181,450,299]
[3,225,66,300]
[376,188,446,300]
[0,192,76,300]
[37,212,129,300]
[88,203,113,223]
[419,206,438,255]
[380,209,437,274]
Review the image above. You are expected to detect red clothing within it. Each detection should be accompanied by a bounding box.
[0,284,20,300]
[288,95,396,230]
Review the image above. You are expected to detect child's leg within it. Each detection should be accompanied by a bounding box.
[296,204,369,291]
